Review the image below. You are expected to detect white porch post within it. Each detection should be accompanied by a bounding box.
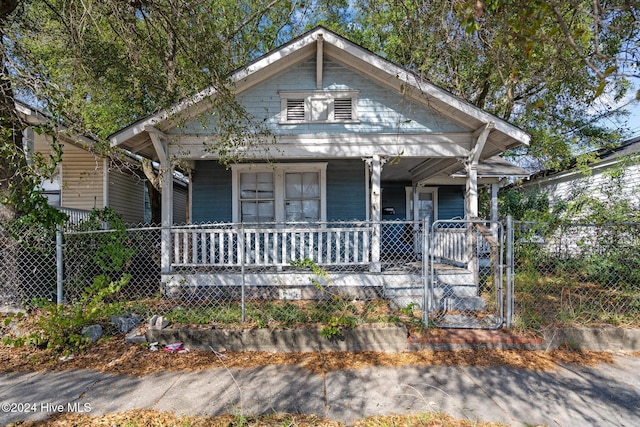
[465,163,479,219]
[490,182,499,223]
[465,122,494,282]
[370,154,382,273]
[465,122,494,219]
[148,127,173,274]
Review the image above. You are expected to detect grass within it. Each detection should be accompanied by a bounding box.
[513,269,640,331]
[164,298,398,330]
[10,409,510,427]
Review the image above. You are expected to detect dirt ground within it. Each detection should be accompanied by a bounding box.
[0,333,617,377]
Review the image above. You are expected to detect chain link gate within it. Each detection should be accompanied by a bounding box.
[423,219,507,329]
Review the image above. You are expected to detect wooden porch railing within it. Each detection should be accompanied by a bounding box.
[430,226,493,266]
[172,223,372,268]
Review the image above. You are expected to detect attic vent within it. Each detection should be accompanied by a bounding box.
[334,98,352,120]
[286,99,305,121]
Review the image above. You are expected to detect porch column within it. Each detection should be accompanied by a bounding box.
[465,122,494,282]
[465,163,479,218]
[490,182,499,223]
[465,122,494,219]
[370,154,382,273]
[148,127,173,274]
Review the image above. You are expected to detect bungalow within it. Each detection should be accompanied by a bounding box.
[110,27,529,306]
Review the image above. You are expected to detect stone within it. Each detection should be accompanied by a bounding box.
[111,313,140,333]
[81,324,103,342]
[148,315,169,330]
[125,326,147,344]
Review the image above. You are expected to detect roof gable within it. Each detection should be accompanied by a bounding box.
[111,26,530,161]
[175,56,469,137]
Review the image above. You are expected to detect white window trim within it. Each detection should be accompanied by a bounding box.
[232,163,328,223]
[279,90,359,124]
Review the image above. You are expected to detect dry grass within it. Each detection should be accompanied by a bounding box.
[0,338,614,377]
[10,409,511,427]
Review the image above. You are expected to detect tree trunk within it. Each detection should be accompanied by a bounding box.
[0,0,23,223]
[145,179,162,224]
[141,158,162,224]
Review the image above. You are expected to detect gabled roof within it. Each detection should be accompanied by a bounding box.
[15,101,99,151]
[110,26,530,161]
[526,136,640,184]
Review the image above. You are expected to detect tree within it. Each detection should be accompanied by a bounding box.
[1,0,315,222]
[341,0,636,170]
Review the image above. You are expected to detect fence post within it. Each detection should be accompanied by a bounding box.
[505,215,514,328]
[240,223,245,323]
[56,226,63,305]
[422,217,430,328]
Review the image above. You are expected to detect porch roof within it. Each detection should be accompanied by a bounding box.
[110,26,530,168]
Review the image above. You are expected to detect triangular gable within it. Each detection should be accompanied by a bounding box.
[176,56,469,137]
[111,26,529,161]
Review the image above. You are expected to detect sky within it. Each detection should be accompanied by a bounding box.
[625,100,640,139]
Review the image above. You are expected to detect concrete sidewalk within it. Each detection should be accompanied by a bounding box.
[1,353,639,426]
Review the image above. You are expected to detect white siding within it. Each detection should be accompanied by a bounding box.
[525,160,640,211]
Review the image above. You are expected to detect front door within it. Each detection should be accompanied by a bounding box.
[406,187,438,255]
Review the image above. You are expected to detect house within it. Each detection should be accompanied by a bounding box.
[521,136,640,215]
[110,27,530,303]
[17,102,188,225]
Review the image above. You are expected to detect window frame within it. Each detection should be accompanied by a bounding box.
[231,163,328,223]
[279,90,359,124]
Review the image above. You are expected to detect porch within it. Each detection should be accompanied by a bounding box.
[160,220,496,314]
[165,220,480,273]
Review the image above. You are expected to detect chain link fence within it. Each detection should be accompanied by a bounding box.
[426,219,504,329]
[0,222,58,309]
[2,217,639,332]
[512,221,640,330]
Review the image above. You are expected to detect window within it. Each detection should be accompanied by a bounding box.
[232,163,327,223]
[240,172,275,222]
[41,168,62,207]
[280,90,358,123]
[285,172,320,221]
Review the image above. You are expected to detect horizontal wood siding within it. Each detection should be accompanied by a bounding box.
[173,184,188,224]
[192,161,232,223]
[381,182,409,220]
[192,160,366,222]
[528,162,640,210]
[437,186,465,220]
[173,57,466,138]
[59,141,104,210]
[108,170,145,224]
[326,159,366,220]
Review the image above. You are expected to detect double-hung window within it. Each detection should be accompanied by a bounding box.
[232,163,327,223]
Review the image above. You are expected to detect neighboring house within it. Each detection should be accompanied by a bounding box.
[16,102,188,225]
[521,136,640,214]
[110,27,530,298]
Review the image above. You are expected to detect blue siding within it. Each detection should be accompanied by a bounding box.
[192,160,366,222]
[438,186,465,220]
[326,160,366,220]
[192,161,232,223]
[381,182,409,220]
[172,57,466,137]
